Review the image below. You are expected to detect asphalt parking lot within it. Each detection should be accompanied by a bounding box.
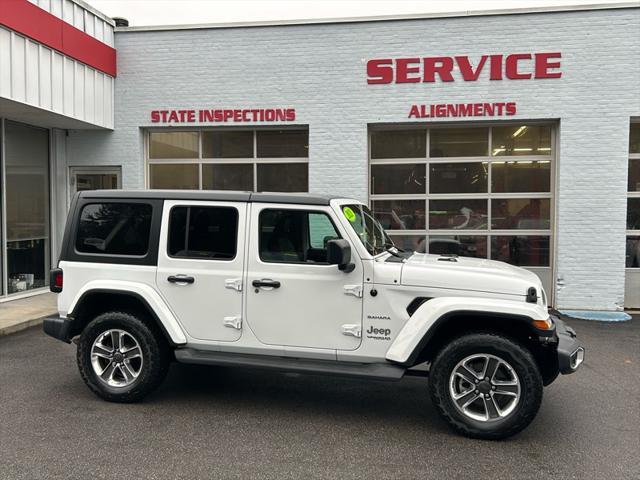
[1,316,638,480]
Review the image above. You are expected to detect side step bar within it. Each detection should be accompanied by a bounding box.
[174,349,406,381]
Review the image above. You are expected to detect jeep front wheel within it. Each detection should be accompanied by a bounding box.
[428,333,543,440]
[77,311,170,402]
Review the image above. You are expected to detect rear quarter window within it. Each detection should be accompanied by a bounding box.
[76,203,153,256]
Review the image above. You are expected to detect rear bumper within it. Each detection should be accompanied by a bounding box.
[43,315,74,343]
[553,316,585,374]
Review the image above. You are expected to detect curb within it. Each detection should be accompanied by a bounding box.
[0,315,50,337]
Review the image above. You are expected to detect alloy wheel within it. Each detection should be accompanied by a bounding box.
[448,353,521,422]
[90,329,143,388]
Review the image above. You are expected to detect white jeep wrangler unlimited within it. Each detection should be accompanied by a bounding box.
[44,190,584,439]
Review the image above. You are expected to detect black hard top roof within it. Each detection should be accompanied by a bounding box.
[76,190,339,206]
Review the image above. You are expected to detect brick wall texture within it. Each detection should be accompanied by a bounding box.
[65,7,640,310]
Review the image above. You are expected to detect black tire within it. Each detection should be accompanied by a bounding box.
[428,333,543,440]
[77,311,171,403]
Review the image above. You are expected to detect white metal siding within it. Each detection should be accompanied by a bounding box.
[0,26,114,128]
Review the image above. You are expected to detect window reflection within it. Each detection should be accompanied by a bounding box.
[371,200,426,230]
[491,199,551,230]
[429,200,488,230]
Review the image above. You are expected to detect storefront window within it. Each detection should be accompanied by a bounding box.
[203,164,253,191]
[629,123,640,154]
[148,129,309,193]
[257,163,308,192]
[492,125,552,156]
[149,164,199,189]
[4,122,50,294]
[369,123,554,268]
[628,123,640,268]
[430,127,488,157]
[256,130,308,158]
[202,131,253,158]
[370,129,426,159]
[149,132,198,159]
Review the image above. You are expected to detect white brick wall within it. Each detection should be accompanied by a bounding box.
[65,7,640,310]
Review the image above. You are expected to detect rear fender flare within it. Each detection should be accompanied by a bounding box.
[67,280,187,345]
[385,296,549,365]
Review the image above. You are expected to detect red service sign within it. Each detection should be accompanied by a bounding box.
[367,53,561,84]
[409,102,517,119]
[151,108,296,123]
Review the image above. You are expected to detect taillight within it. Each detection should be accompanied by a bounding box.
[50,268,63,293]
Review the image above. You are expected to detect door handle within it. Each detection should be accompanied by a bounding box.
[167,275,195,285]
[252,279,281,289]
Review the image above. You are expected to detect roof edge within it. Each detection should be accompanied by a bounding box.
[114,2,639,33]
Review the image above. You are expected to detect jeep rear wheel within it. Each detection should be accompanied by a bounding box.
[77,311,170,403]
[428,333,543,440]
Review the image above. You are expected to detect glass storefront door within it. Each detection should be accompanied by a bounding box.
[4,121,50,295]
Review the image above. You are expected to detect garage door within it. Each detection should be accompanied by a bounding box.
[369,123,555,302]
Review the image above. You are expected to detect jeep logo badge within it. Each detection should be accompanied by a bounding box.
[366,326,392,340]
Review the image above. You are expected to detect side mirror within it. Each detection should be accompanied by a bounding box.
[326,239,355,273]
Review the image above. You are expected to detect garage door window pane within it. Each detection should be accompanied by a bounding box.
[630,123,640,154]
[492,125,552,156]
[492,236,550,266]
[149,164,199,189]
[628,198,640,230]
[257,163,308,192]
[149,132,198,159]
[628,159,640,192]
[371,130,426,159]
[371,200,426,230]
[203,164,253,191]
[491,198,551,230]
[388,234,426,253]
[202,131,254,158]
[256,130,308,158]
[429,199,488,230]
[492,161,551,193]
[430,127,488,157]
[371,164,426,194]
[430,162,488,194]
[626,237,640,267]
[429,235,487,258]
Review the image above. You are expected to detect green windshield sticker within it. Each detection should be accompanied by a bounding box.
[343,207,356,222]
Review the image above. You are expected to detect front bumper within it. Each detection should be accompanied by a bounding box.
[43,315,75,343]
[553,316,585,374]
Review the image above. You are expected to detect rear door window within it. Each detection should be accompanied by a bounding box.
[76,203,153,256]
[168,206,238,260]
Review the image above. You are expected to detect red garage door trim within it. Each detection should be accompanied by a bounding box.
[0,0,116,77]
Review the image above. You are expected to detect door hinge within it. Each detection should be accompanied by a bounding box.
[223,316,242,329]
[225,278,243,292]
[343,284,363,298]
[341,324,361,338]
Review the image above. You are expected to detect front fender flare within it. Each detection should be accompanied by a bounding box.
[67,280,187,345]
[385,297,548,365]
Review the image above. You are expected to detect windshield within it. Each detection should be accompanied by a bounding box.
[341,204,393,256]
